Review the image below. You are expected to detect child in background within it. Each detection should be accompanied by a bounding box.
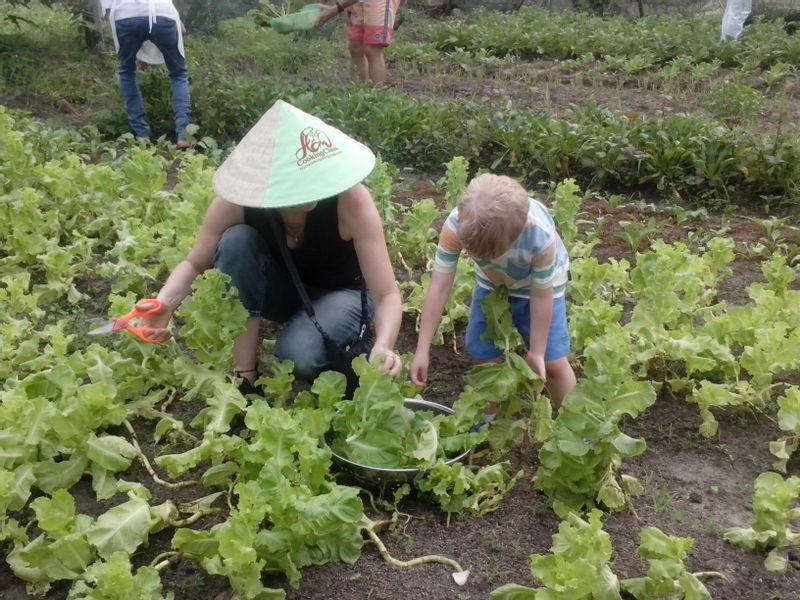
[410,174,577,406]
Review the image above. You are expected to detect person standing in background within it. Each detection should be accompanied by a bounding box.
[720,0,752,41]
[100,0,193,148]
[317,0,401,84]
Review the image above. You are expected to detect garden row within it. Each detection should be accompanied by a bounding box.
[128,78,800,208]
[425,7,800,68]
[2,5,799,208]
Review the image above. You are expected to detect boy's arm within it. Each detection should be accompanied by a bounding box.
[410,269,456,386]
[527,286,554,380]
[527,240,557,378]
[416,270,456,350]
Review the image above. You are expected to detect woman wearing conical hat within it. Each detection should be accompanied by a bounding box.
[139,100,403,392]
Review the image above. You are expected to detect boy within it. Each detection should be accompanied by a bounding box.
[410,174,577,406]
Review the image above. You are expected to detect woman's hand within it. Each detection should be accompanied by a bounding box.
[137,300,174,343]
[369,345,403,377]
[409,349,429,387]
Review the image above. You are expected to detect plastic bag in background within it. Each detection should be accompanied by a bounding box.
[721,0,753,41]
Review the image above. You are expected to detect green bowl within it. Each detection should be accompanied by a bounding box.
[270,4,323,34]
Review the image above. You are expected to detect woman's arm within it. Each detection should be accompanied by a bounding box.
[142,198,244,337]
[338,184,403,375]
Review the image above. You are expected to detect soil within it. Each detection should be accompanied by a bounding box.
[2,10,800,600]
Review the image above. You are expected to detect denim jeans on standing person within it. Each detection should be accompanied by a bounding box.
[114,16,191,141]
[213,224,374,381]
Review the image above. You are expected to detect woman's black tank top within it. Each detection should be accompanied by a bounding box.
[243,196,362,290]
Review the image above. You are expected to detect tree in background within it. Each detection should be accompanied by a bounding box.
[172,0,259,32]
[2,0,261,49]
[4,0,103,50]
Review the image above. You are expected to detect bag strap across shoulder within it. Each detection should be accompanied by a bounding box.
[267,213,369,344]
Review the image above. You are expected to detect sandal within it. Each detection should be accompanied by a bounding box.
[234,369,264,398]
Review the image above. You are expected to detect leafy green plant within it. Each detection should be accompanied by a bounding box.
[747,216,792,255]
[415,461,524,519]
[724,472,800,573]
[329,357,470,469]
[621,53,655,75]
[550,178,583,248]
[535,324,656,517]
[175,270,248,367]
[490,512,721,599]
[762,61,796,88]
[616,218,659,253]
[770,386,800,473]
[439,155,470,212]
[67,552,173,600]
[489,510,619,599]
[621,527,720,598]
[701,81,764,126]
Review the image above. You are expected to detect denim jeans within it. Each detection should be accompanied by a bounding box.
[114,16,191,141]
[214,224,374,381]
[465,286,570,362]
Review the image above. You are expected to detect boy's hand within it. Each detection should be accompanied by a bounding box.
[525,350,547,381]
[410,350,430,387]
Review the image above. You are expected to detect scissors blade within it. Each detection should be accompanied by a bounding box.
[87,320,116,335]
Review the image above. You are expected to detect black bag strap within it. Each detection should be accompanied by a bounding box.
[267,213,369,344]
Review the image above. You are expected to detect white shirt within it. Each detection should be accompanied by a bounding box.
[99,0,179,22]
[99,0,184,63]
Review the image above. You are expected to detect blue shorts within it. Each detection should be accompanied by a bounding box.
[465,286,570,362]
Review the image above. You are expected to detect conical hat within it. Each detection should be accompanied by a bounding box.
[213,100,376,208]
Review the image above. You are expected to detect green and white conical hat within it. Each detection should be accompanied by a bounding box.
[213,100,376,208]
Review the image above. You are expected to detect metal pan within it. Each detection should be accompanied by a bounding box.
[327,398,474,484]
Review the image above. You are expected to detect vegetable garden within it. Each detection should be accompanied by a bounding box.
[1,4,799,599]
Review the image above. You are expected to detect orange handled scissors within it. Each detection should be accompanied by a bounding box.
[87,299,168,344]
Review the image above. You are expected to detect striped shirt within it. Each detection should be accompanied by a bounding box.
[433,197,569,299]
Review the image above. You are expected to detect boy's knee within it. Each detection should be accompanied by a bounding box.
[545,357,573,378]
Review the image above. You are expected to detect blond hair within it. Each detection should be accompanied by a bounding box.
[457,174,528,259]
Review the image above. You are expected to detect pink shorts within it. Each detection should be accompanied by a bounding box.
[345,0,399,47]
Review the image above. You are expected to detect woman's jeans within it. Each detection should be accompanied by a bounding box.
[214,224,374,381]
[114,16,191,141]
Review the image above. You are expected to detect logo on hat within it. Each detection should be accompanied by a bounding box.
[296,127,341,168]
